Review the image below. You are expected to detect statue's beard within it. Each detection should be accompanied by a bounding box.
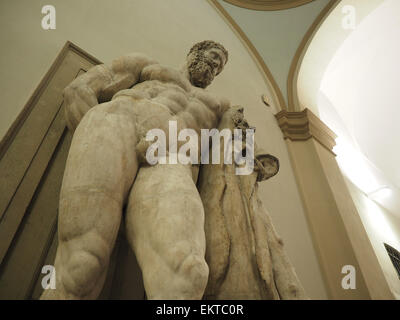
[188,52,215,88]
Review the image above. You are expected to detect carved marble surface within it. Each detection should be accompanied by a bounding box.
[40,41,306,300]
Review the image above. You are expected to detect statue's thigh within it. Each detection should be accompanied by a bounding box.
[59,100,139,242]
[62,100,139,201]
[125,164,206,271]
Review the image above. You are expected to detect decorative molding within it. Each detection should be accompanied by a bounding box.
[275,108,337,153]
[0,41,101,159]
[0,41,101,299]
[287,0,339,111]
[208,0,287,110]
[223,0,315,11]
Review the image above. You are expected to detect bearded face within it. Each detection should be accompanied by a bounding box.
[187,48,226,88]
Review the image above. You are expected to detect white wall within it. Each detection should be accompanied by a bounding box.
[297,0,385,115]
[296,0,400,299]
[345,178,400,299]
[0,0,327,299]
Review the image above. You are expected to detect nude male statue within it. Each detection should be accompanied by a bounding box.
[40,41,230,300]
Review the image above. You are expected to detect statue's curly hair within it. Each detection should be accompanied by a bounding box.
[188,40,228,63]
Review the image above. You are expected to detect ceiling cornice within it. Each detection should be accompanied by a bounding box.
[223,0,315,11]
[275,108,337,154]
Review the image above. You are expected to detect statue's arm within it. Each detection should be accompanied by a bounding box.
[218,96,231,117]
[63,53,157,131]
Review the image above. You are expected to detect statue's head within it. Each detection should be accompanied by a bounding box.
[187,40,228,88]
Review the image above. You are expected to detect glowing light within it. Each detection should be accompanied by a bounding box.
[333,137,381,195]
[368,187,392,201]
[362,193,400,247]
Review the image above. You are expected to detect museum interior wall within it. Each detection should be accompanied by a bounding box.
[345,178,400,299]
[295,0,400,299]
[219,0,400,299]
[217,0,330,106]
[3,0,398,300]
[0,0,332,299]
[211,0,399,299]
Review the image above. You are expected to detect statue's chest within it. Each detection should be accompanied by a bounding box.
[139,64,220,109]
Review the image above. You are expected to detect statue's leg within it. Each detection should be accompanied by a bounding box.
[125,163,209,300]
[41,100,138,299]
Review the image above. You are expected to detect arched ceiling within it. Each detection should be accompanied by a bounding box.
[218,0,330,107]
[297,0,400,216]
[320,0,400,190]
[223,0,315,11]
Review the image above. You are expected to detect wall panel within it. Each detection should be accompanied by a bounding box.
[0,42,144,299]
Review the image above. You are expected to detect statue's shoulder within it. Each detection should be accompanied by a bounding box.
[195,87,230,107]
[140,63,192,91]
[111,52,159,73]
[189,88,230,117]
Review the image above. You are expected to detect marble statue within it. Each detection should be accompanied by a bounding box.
[40,40,307,300]
[199,107,307,299]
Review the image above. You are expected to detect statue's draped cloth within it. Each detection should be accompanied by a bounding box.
[198,107,307,300]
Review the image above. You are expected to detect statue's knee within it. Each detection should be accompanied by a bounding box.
[179,255,209,291]
[62,250,105,298]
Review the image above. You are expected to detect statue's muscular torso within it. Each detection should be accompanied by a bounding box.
[63,53,230,153]
[44,50,229,300]
[112,63,229,145]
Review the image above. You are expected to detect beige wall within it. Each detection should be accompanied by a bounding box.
[345,178,400,299]
[286,138,371,299]
[0,0,328,298]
